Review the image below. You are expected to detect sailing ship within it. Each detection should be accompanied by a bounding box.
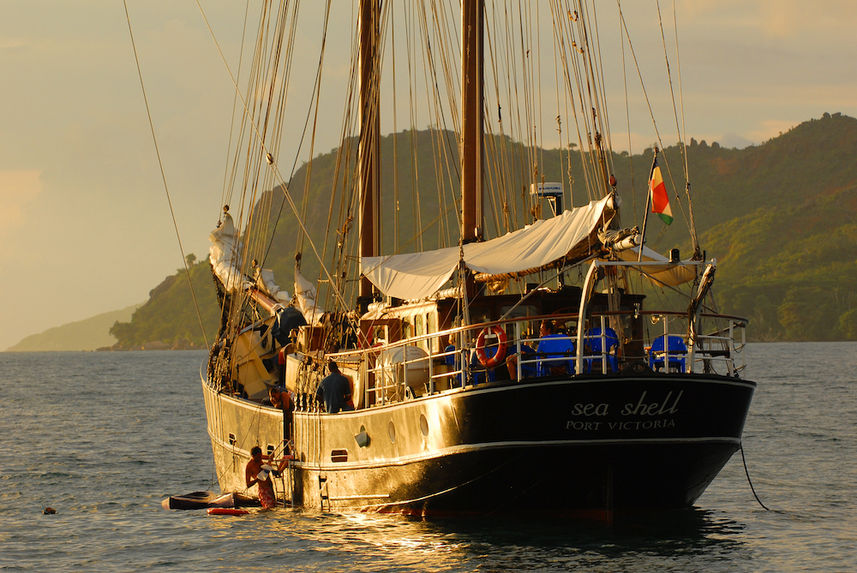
[201,0,754,516]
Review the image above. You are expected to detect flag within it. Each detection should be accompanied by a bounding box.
[649,158,673,225]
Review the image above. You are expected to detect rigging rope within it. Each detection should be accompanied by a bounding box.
[122,0,209,350]
[194,0,361,336]
[615,0,693,239]
[219,0,251,212]
[391,3,400,253]
[619,3,636,213]
[656,0,699,255]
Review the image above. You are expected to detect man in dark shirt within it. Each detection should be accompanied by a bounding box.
[316,361,353,413]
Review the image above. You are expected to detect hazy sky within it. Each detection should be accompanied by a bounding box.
[2,0,856,350]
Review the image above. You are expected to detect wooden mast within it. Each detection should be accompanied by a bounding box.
[461,0,484,244]
[358,0,380,302]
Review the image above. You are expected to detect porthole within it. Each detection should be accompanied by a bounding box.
[388,420,396,443]
[355,425,370,447]
[419,414,429,437]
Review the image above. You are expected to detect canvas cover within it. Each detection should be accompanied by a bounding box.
[615,246,698,286]
[362,196,613,300]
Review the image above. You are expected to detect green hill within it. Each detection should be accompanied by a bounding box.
[109,257,219,350]
[110,112,857,347]
[7,305,140,351]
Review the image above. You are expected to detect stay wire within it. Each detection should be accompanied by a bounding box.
[123,0,209,350]
[672,0,689,181]
[656,0,699,254]
[619,5,636,216]
[220,0,252,212]
[656,0,684,178]
[615,0,692,238]
[266,0,330,267]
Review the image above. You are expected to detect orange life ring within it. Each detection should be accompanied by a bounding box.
[476,326,507,368]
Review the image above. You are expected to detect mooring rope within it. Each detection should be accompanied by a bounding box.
[740,442,771,511]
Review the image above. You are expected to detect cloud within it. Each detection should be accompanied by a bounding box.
[755,1,799,38]
[0,169,43,234]
[717,133,754,149]
[682,0,857,42]
[746,119,802,143]
[0,38,26,51]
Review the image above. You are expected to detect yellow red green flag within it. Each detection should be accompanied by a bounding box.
[649,158,673,225]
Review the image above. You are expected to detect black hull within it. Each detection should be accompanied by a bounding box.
[305,441,738,516]
[203,373,754,515]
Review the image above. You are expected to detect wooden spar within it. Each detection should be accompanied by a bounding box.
[359,0,380,300]
[460,0,484,244]
[247,288,283,315]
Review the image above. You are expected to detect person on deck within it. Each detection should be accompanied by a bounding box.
[245,445,277,509]
[506,320,554,380]
[315,361,354,413]
[268,385,294,454]
[268,385,291,411]
[505,342,536,381]
[506,320,557,380]
[535,319,575,375]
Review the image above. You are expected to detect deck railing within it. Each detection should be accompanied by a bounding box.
[327,310,747,408]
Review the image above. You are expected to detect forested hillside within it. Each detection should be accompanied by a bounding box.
[110,113,857,347]
[109,256,218,350]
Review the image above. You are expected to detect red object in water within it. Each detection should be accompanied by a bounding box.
[207,507,249,516]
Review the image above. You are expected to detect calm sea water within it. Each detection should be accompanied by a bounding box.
[1,343,855,572]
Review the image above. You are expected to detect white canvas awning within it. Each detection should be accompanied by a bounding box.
[362,196,613,300]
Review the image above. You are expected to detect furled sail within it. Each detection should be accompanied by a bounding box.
[294,270,325,325]
[209,212,252,294]
[255,268,291,303]
[362,196,614,300]
[209,212,290,302]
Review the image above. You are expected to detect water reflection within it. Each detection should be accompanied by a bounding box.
[424,509,748,568]
[199,507,750,572]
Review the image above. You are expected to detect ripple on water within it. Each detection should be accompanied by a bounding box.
[1,346,856,572]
